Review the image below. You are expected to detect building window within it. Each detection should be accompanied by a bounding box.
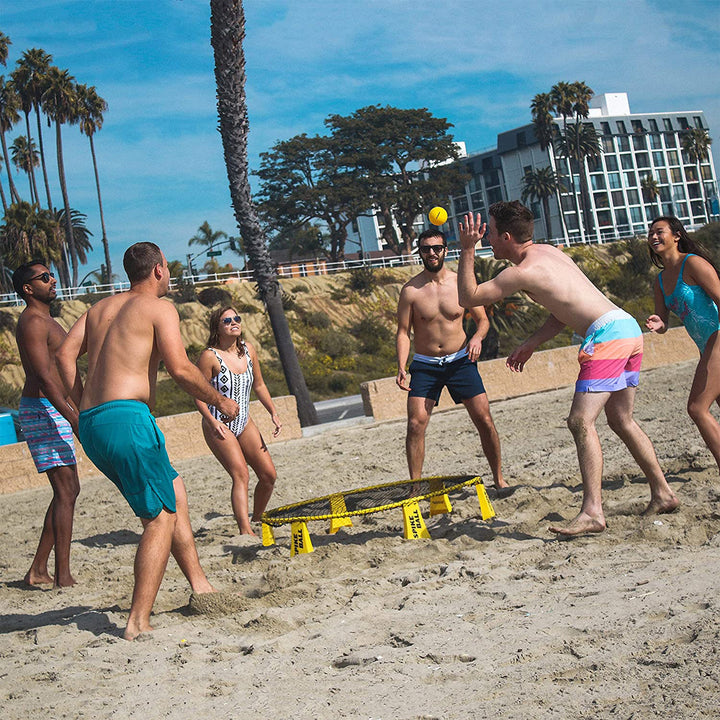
[601,122,611,136]
[657,168,668,184]
[663,118,673,131]
[693,116,703,129]
[702,166,713,180]
[670,167,683,183]
[453,195,470,214]
[597,210,612,226]
[615,208,629,225]
[685,166,698,182]
[561,195,576,211]
[470,191,485,210]
[664,133,677,148]
[659,186,671,202]
[523,165,532,176]
[678,117,690,130]
[617,136,631,152]
[673,185,687,200]
[594,192,610,208]
[631,120,645,133]
[652,151,664,166]
[608,173,622,189]
[611,190,625,206]
[620,154,634,170]
[625,172,638,187]
[516,132,527,147]
[648,119,659,132]
[617,120,628,134]
[635,153,650,168]
[601,136,614,153]
[630,206,644,223]
[605,155,619,171]
[667,150,679,165]
[633,135,647,151]
[675,202,688,218]
[587,156,601,172]
[487,187,504,204]
[627,189,640,204]
[649,133,662,149]
[484,169,500,186]
[591,175,607,191]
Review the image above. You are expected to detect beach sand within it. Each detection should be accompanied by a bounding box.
[1,359,719,719]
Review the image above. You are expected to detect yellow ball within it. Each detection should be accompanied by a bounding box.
[428,206,448,226]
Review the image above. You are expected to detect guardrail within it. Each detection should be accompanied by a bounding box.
[0,231,652,308]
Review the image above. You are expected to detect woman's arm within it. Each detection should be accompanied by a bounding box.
[248,342,281,436]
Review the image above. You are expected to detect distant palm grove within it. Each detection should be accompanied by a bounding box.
[0,31,111,293]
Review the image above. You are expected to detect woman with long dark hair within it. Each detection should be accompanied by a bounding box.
[646,216,720,471]
[195,306,280,535]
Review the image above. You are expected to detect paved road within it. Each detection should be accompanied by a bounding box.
[314,394,366,424]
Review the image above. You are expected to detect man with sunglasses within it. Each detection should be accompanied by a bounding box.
[12,262,80,587]
[57,242,239,640]
[396,228,509,494]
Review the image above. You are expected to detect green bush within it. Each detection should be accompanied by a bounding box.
[171,278,197,304]
[0,378,21,408]
[304,311,331,329]
[349,316,392,353]
[347,266,376,295]
[317,329,355,358]
[197,286,233,308]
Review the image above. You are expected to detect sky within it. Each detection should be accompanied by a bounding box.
[1,0,719,282]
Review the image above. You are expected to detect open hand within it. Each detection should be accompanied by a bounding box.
[459,213,486,251]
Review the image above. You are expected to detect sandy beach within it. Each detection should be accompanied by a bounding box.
[1,358,719,719]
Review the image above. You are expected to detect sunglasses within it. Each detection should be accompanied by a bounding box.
[221,315,242,325]
[28,271,55,284]
[419,244,446,255]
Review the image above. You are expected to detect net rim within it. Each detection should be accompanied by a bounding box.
[260,474,481,527]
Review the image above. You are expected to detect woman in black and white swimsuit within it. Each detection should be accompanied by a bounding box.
[195,306,281,535]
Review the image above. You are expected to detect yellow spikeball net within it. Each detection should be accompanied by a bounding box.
[260,474,495,557]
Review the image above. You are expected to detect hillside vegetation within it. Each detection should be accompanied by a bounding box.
[1,232,703,417]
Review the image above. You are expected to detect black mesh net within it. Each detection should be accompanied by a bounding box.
[261,474,480,526]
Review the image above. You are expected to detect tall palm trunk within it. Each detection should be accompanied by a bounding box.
[54,119,77,286]
[89,133,111,283]
[210,0,317,426]
[1,132,20,203]
[0,175,7,213]
[21,110,40,205]
[33,103,53,209]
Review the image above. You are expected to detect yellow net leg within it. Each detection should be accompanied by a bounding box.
[261,522,275,546]
[402,500,431,539]
[290,521,314,556]
[429,479,452,516]
[328,493,353,534]
[476,482,496,521]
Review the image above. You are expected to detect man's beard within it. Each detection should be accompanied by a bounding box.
[422,256,444,273]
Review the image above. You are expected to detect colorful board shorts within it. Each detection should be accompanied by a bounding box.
[576,309,643,393]
[79,400,177,519]
[19,397,77,473]
[409,348,486,406]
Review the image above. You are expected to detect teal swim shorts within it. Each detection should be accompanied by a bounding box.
[79,400,178,519]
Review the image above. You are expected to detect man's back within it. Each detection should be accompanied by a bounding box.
[81,291,170,410]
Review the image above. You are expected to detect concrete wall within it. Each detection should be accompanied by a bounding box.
[0,394,301,495]
[360,327,698,422]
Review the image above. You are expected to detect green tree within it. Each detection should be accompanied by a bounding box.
[55,207,93,265]
[41,65,78,287]
[0,31,10,67]
[11,48,53,210]
[521,166,566,241]
[0,76,21,204]
[255,132,367,261]
[189,220,227,248]
[76,83,112,284]
[268,222,329,260]
[682,127,713,221]
[210,0,317,426]
[0,154,7,213]
[0,200,62,269]
[556,121,601,240]
[641,173,660,209]
[10,134,39,203]
[326,105,468,254]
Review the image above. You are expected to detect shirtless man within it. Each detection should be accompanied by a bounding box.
[396,227,507,491]
[57,242,239,640]
[457,201,678,536]
[12,262,80,587]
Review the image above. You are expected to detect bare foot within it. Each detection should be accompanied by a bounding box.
[642,494,680,516]
[239,526,257,537]
[549,512,606,536]
[494,478,510,490]
[54,574,77,588]
[124,622,154,641]
[24,570,54,586]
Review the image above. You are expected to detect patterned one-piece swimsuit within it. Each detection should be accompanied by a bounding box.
[208,343,254,436]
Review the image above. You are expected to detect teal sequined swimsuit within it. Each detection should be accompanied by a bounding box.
[659,253,720,353]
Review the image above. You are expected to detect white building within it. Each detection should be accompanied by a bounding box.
[350,93,718,251]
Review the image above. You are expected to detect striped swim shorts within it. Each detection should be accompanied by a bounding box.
[576,309,643,393]
[19,397,77,473]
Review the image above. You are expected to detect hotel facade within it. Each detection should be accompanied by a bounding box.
[350,93,718,251]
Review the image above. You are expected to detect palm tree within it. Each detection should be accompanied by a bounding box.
[531,92,568,243]
[0,155,7,213]
[12,49,53,209]
[682,128,713,221]
[210,0,317,426]
[0,200,63,269]
[55,207,93,265]
[556,121,602,241]
[641,173,660,213]
[10,135,39,203]
[76,83,112,284]
[189,220,227,248]
[41,65,78,287]
[0,76,21,204]
[521,166,566,241]
[0,32,10,67]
